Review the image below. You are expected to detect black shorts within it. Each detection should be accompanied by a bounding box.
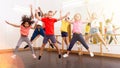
[61,31,68,37]
[85,33,89,35]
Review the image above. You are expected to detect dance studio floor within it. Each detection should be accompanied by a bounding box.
[0,50,120,68]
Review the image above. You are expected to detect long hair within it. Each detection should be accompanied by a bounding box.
[21,15,34,27]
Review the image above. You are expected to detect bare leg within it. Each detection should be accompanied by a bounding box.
[95,33,109,51]
[39,44,46,56]
[38,43,46,60]
[53,43,61,58]
[111,35,117,44]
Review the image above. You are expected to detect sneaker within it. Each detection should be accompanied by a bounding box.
[38,56,41,60]
[11,55,16,59]
[63,54,69,58]
[105,46,110,52]
[50,43,54,48]
[32,54,36,59]
[90,52,94,57]
[58,54,61,59]
[106,47,110,52]
[24,45,29,49]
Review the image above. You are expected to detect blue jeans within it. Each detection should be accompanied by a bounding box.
[68,33,89,51]
[30,28,45,41]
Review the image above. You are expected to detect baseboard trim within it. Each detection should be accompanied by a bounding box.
[1,47,120,58]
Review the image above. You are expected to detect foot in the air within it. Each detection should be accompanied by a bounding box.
[38,56,41,60]
[50,43,54,48]
[24,45,29,49]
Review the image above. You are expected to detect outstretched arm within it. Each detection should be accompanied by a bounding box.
[5,21,20,28]
[57,11,70,21]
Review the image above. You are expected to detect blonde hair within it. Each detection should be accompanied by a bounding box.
[74,13,81,21]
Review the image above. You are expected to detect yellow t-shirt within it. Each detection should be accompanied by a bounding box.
[61,20,70,32]
[85,24,90,33]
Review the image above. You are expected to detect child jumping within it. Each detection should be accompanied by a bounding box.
[35,9,69,60]
[5,15,36,59]
[63,13,94,58]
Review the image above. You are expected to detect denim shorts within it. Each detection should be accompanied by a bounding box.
[61,31,68,37]
[106,31,113,34]
[90,28,99,34]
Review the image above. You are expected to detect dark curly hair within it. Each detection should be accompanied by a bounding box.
[21,15,34,27]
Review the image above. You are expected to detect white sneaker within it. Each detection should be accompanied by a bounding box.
[107,47,110,52]
[32,54,36,59]
[11,55,16,59]
[63,54,69,58]
[90,52,94,57]
[106,46,110,52]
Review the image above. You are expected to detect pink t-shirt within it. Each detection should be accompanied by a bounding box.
[72,21,83,33]
[20,25,31,36]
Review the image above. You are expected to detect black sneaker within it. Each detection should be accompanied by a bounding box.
[38,56,41,60]
[58,54,61,59]
[57,41,62,45]
[24,45,29,49]
[50,43,54,48]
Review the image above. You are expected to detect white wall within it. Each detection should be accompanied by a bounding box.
[0,0,36,49]
[0,0,63,49]
[1,0,120,55]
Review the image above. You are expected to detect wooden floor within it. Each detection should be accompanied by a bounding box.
[0,50,120,68]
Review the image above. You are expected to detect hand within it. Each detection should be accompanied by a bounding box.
[38,7,41,10]
[54,10,57,13]
[35,9,38,13]
[60,9,62,14]
[66,12,70,17]
[30,4,32,9]
[5,21,9,24]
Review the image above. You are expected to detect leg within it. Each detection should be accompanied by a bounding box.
[24,37,36,58]
[95,33,109,51]
[48,39,54,48]
[49,35,61,58]
[24,29,39,49]
[39,43,46,56]
[63,34,77,57]
[14,37,23,54]
[38,35,48,60]
[12,37,23,58]
[109,36,113,44]
[78,34,94,57]
[111,35,117,44]
[64,37,69,48]
[85,33,92,43]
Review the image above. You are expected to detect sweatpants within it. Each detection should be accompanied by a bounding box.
[67,33,89,51]
[14,36,35,54]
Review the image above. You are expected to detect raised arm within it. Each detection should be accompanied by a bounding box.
[38,7,44,17]
[57,12,70,21]
[35,9,41,21]
[110,12,114,22]
[53,10,57,16]
[87,7,91,18]
[5,21,20,28]
[30,5,34,19]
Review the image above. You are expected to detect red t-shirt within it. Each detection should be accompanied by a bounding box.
[41,17,57,35]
